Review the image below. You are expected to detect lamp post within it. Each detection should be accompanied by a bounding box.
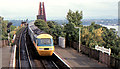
[75,27,81,52]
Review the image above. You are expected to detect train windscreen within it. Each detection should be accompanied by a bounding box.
[37,38,52,46]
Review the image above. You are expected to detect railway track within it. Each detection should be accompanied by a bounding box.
[16,28,32,69]
[19,28,32,69]
[16,27,70,69]
[15,27,25,68]
[39,56,59,69]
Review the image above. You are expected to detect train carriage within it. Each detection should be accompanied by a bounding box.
[28,22,54,56]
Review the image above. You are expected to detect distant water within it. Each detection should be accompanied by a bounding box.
[9,19,119,31]
[97,25,119,36]
[10,20,34,26]
[102,25,118,31]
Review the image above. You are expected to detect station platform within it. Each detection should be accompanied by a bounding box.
[0,46,12,68]
[54,45,110,68]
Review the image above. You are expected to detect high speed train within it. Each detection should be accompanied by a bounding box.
[28,22,54,56]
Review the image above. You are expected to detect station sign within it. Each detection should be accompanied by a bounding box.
[95,45,111,55]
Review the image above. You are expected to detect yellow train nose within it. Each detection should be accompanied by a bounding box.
[38,50,54,56]
[36,46,55,56]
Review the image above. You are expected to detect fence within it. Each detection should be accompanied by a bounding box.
[0,40,8,48]
[69,41,120,69]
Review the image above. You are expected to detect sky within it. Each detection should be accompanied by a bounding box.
[0,0,119,20]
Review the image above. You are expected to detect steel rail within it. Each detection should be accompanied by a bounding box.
[51,60,59,69]
[39,57,59,69]
[18,28,33,69]
[24,29,33,69]
[18,31,22,69]
[40,59,47,69]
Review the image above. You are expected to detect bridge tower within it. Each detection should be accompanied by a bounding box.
[37,2,46,21]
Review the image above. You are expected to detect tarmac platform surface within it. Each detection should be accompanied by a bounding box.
[0,46,11,68]
[54,46,110,68]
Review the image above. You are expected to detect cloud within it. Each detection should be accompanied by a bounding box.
[0,0,119,20]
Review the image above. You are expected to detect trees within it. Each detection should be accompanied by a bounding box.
[0,16,3,22]
[80,22,120,57]
[47,21,65,44]
[0,16,17,40]
[67,9,82,26]
[34,19,66,44]
[10,25,16,32]
[65,9,83,43]
[1,17,8,40]
[34,19,49,33]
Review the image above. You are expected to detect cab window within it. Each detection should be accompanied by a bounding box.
[37,38,52,46]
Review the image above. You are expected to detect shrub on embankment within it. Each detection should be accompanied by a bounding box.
[0,16,21,46]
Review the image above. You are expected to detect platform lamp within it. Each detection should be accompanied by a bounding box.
[75,27,81,52]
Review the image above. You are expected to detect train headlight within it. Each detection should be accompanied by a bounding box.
[39,48,44,50]
[49,48,54,50]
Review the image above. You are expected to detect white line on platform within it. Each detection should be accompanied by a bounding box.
[53,52,72,69]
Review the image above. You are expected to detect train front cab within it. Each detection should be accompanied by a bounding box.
[36,34,54,56]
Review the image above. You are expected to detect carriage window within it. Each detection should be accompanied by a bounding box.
[37,38,51,46]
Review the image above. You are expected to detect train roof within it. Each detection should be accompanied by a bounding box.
[29,22,46,35]
[37,34,53,38]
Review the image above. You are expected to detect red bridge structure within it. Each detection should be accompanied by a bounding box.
[37,2,46,21]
